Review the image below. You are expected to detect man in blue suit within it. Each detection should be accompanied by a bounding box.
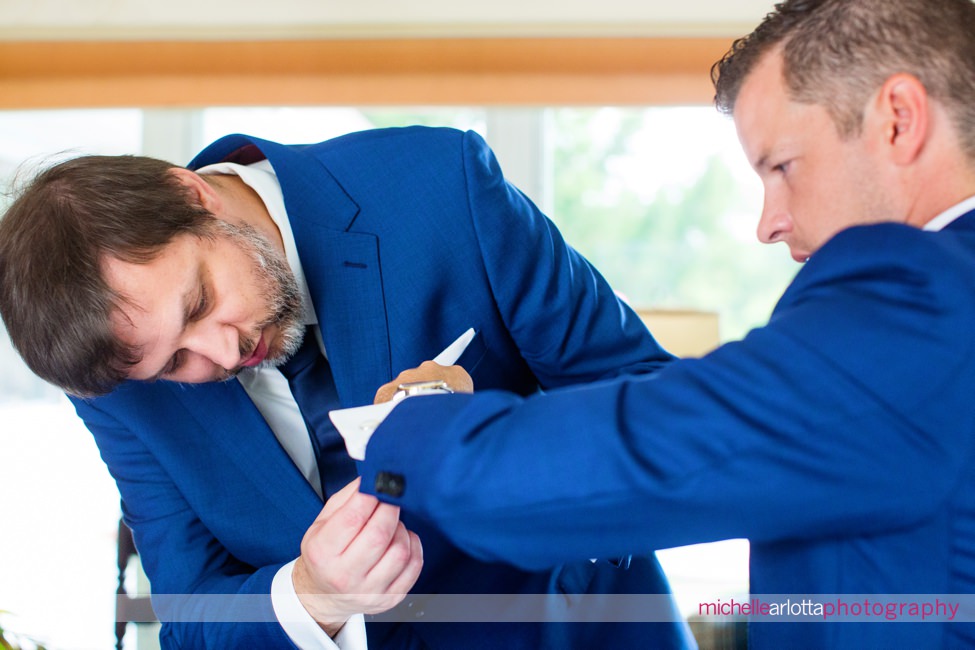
[356,1,975,648]
[0,128,694,648]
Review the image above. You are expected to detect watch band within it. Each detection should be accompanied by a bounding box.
[392,379,455,402]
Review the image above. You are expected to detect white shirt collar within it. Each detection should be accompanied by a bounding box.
[923,194,975,232]
[195,160,317,326]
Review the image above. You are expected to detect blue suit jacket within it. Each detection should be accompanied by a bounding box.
[71,127,692,648]
[361,213,975,649]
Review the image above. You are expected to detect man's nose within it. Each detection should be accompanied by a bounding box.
[757,194,793,245]
[184,322,241,371]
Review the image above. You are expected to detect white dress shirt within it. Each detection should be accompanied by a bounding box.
[197,160,367,650]
[923,194,975,232]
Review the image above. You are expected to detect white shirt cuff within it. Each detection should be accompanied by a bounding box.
[271,559,368,650]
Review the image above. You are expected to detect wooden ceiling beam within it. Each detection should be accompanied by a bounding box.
[0,37,729,107]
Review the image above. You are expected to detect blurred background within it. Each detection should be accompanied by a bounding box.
[0,2,792,648]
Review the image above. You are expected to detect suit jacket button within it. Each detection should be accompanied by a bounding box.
[375,471,406,497]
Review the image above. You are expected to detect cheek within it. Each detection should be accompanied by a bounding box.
[820,168,871,228]
[220,256,267,316]
[793,173,838,224]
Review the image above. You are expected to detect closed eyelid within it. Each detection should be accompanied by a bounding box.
[153,350,183,381]
[189,283,210,322]
[150,285,204,381]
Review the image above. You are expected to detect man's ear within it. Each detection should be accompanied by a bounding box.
[168,167,222,212]
[875,73,929,165]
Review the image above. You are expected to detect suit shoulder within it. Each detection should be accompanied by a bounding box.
[783,222,975,314]
[314,125,468,154]
[809,222,972,278]
[70,379,188,424]
[191,127,480,169]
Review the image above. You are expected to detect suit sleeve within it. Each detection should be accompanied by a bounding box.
[360,224,975,570]
[71,398,298,649]
[458,130,675,387]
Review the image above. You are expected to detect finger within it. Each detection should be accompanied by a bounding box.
[375,363,456,403]
[351,526,423,616]
[413,361,473,393]
[395,363,450,386]
[375,364,445,403]
[363,521,412,589]
[382,530,424,604]
[318,476,363,520]
[374,381,399,404]
[303,503,401,599]
[368,523,424,594]
[339,501,404,573]
[309,491,382,560]
[442,365,474,393]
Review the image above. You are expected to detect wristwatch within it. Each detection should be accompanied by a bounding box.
[392,379,455,402]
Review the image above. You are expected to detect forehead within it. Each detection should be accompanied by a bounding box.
[103,235,197,301]
[732,51,794,164]
[101,235,202,351]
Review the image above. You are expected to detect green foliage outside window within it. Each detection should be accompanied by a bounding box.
[546,108,797,341]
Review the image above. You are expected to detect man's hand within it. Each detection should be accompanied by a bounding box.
[374,361,474,404]
[293,478,423,637]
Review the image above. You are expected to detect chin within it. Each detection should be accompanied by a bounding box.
[256,357,285,371]
[259,335,296,369]
[259,342,287,369]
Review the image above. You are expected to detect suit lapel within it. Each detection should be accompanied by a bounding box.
[165,380,323,526]
[257,139,393,407]
[299,229,392,408]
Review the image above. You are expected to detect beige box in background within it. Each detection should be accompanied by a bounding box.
[637,309,720,358]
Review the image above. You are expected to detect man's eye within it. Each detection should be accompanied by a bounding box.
[190,285,209,321]
[162,350,184,378]
[773,161,790,174]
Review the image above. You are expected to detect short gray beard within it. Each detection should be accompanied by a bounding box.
[209,219,306,371]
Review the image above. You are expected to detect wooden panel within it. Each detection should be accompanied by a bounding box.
[0,37,730,108]
[638,309,721,358]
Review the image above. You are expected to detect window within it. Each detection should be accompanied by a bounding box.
[546,106,796,341]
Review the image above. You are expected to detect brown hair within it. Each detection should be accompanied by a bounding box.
[712,0,975,158]
[0,155,216,397]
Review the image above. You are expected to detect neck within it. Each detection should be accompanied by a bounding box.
[902,107,975,228]
[904,173,975,229]
[208,174,285,254]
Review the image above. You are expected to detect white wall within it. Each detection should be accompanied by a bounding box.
[0,0,775,39]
